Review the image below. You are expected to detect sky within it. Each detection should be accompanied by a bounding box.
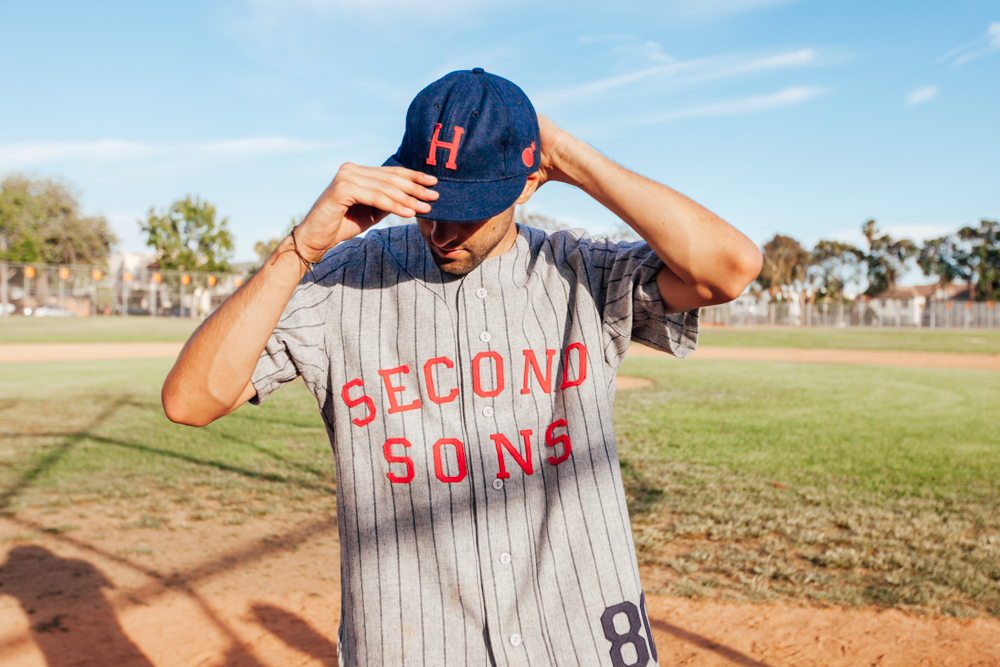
[1,0,998,277]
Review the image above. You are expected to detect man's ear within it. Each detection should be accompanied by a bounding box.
[514,172,541,205]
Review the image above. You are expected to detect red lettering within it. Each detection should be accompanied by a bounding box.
[378,365,422,414]
[425,123,465,170]
[521,349,557,395]
[433,438,467,483]
[423,356,459,404]
[559,342,588,389]
[383,438,414,484]
[492,430,534,479]
[472,351,504,398]
[341,378,376,427]
[546,419,572,465]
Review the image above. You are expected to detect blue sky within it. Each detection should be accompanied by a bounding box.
[1,0,998,274]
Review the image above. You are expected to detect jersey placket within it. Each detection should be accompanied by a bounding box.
[457,259,547,666]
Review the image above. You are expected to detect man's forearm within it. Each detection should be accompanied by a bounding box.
[161,236,308,426]
[550,136,762,310]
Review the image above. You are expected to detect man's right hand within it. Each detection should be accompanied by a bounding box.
[162,163,438,427]
[293,164,439,262]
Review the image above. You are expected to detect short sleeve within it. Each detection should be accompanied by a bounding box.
[249,278,333,405]
[566,233,699,369]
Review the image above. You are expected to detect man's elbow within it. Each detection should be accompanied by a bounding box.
[719,243,763,302]
[162,387,215,427]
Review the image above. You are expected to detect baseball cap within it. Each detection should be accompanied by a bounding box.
[383,68,540,222]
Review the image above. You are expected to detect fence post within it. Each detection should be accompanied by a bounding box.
[0,259,7,316]
[24,267,33,312]
[122,272,130,317]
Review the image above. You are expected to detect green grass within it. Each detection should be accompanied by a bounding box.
[0,317,200,343]
[0,359,333,524]
[697,326,1000,354]
[2,356,997,617]
[615,356,1000,617]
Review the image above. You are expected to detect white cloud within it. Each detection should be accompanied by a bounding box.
[624,86,827,125]
[940,21,1000,65]
[0,137,328,172]
[536,48,819,108]
[906,85,940,107]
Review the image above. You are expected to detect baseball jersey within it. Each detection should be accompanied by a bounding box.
[251,223,698,667]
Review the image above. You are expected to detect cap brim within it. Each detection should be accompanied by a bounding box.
[383,155,526,222]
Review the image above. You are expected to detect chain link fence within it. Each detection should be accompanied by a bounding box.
[700,296,998,329]
[0,260,248,318]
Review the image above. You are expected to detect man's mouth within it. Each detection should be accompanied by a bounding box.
[434,246,467,259]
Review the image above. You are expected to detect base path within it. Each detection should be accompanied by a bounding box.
[0,342,185,364]
[630,344,1000,371]
[3,341,1000,371]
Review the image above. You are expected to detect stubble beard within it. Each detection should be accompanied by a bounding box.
[422,213,514,276]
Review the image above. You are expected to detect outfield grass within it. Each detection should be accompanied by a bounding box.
[2,357,997,617]
[615,356,1000,617]
[0,359,333,528]
[0,317,200,343]
[698,326,1000,354]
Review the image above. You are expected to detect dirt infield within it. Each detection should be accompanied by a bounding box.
[629,344,1000,370]
[2,508,998,667]
[3,341,1000,371]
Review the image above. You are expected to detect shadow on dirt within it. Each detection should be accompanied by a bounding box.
[0,545,155,667]
[252,603,338,666]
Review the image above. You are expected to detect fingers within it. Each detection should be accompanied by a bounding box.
[338,164,439,216]
[297,163,442,255]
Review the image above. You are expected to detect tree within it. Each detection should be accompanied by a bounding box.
[918,234,970,287]
[809,240,864,300]
[0,173,117,264]
[860,220,916,297]
[755,234,810,299]
[140,196,235,272]
[920,220,1000,301]
[514,207,571,232]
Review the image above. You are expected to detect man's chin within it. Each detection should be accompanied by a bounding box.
[431,255,477,275]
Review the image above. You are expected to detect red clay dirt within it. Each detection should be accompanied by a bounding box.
[2,341,999,370]
[1,507,997,667]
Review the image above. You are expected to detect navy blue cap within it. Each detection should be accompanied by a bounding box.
[384,68,540,222]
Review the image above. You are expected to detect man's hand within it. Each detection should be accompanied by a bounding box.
[294,164,439,262]
[535,115,582,189]
[528,114,762,313]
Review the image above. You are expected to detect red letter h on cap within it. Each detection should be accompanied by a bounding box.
[426,123,465,170]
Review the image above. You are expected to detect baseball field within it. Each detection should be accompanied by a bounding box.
[1,321,999,665]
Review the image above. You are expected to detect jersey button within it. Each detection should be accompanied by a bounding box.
[499,552,511,565]
[492,479,504,490]
[482,406,494,417]
[475,288,488,299]
[479,331,491,343]
[510,633,522,647]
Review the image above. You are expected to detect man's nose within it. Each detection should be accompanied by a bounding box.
[431,222,461,247]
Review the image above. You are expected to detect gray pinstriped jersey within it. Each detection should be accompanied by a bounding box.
[251,223,698,666]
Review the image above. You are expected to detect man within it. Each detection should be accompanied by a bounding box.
[163,68,761,666]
